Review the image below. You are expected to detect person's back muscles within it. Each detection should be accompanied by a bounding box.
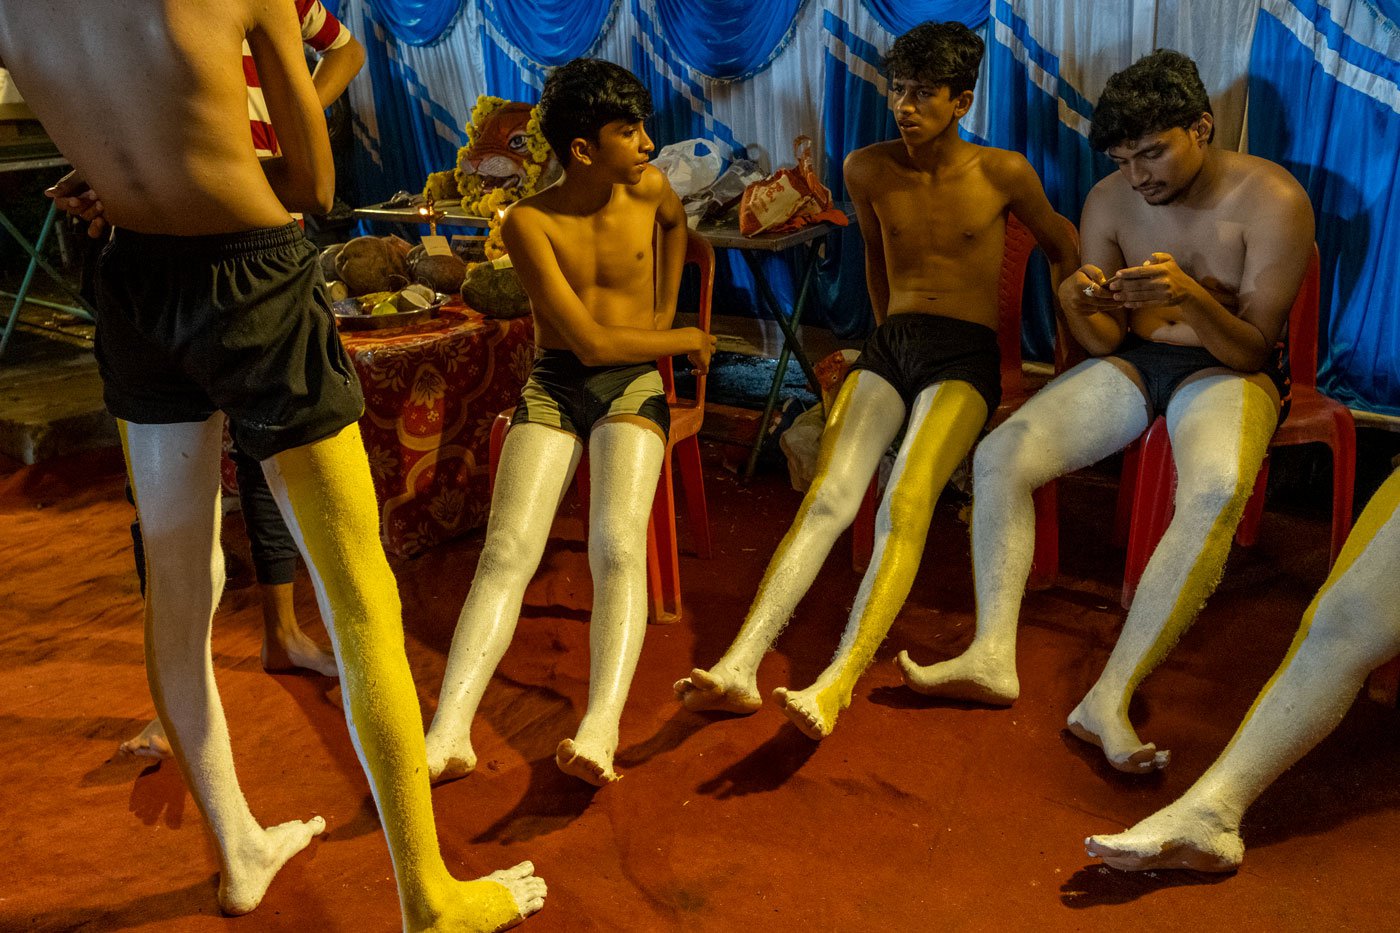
[0,0,330,235]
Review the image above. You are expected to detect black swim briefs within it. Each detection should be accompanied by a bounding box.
[512,348,670,440]
[848,313,1001,417]
[1110,334,1291,421]
[94,222,363,461]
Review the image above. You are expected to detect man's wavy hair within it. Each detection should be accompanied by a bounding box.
[537,58,653,166]
[1089,49,1215,152]
[881,21,984,95]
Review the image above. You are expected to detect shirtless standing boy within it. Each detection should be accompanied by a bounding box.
[0,2,543,927]
[424,58,714,786]
[674,22,1076,739]
[899,50,1316,775]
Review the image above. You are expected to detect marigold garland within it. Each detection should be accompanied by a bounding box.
[423,94,555,260]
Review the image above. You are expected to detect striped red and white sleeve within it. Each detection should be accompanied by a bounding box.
[246,1,354,157]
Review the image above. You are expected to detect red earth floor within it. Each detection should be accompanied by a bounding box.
[1,443,1396,931]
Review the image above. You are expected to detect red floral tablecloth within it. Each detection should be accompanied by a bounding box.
[222,301,534,557]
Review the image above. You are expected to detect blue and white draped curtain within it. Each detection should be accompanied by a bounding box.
[337,0,1400,414]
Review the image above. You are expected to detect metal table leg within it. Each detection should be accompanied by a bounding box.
[0,201,96,361]
[742,238,824,479]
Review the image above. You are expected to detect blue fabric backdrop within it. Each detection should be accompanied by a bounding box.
[483,0,617,66]
[365,0,461,46]
[860,0,987,33]
[339,0,1400,414]
[654,0,807,80]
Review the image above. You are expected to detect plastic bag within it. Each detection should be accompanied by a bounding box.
[683,157,765,228]
[652,139,725,200]
[739,136,849,237]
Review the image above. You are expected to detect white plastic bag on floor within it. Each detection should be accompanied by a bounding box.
[652,139,724,199]
[779,403,828,492]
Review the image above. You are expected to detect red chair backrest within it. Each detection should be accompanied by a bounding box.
[657,228,715,409]
[999,213,1081,395]
[1287,243,1322,390]
[996,214,1036,400]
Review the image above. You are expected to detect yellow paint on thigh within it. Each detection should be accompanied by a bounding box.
[829,380,988,695]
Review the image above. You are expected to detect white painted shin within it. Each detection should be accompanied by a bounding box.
[970,361,1150,648]
[432,423,582,728]
[581,420,665,729]
[1190,471,1400,823]
[124,417,263,881]
[1100,375,1276,694]
[725,374,905,666]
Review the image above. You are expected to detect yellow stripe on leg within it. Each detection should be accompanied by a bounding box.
[273,425,517,928]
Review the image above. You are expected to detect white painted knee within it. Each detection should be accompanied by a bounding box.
[805,475,866,531]
[588,529,647,579]
[474,526,543,587]
[1173,466,1249,524]
[973,419,1045,491]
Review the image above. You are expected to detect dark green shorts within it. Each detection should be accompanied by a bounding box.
[512,349,669,440]
[94,223,363,461]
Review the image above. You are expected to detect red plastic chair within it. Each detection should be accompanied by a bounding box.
[842,214,1075,577]
[488,228,714,624]
[1117,244,1356,608]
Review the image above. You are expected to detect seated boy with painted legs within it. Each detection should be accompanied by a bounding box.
[0,3,544,927]
[674,22,1076,739]
[899,50,1315,774]
[424,59,714,786]
[1087,467,1400,871]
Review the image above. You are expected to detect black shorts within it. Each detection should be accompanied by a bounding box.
[512,348,669,440]
[848,313,1001,416]
[1111,334,1291,421]
[94,223,364,461]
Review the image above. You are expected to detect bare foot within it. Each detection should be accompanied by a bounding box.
[262,628,339,677]
[413,860,547,932]
[218,815,326,915]
[425,726,477,785]
[896,648,1019,706]
[673,667,762,714]
[1086,801,1244,872]
[118,718,172,760]
[772,684,843,740]
[1066,695,1169,774]
[555,738,619,786]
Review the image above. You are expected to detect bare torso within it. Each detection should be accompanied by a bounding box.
[0,0,302,235]
[848,140,1017,329]
[517,169,663,351]
[1100,150,1282,346]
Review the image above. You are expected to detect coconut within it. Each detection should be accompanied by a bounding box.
[335,236,409,296]
[461,261,530,319]
[412,253,467,293]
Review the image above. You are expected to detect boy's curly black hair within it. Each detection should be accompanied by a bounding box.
[1089,49,1215,152]
[536,58,653,166]
[881,21,984,95]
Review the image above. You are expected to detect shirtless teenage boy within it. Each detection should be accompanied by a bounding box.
[0,2,544,927]
[424,58,714,786]
[899,50,1315,774]
[1088,466,1400,872]
[674,22,1077,740]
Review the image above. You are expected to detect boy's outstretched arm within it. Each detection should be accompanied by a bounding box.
[502,206,714,371]
[651,169,688,331]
